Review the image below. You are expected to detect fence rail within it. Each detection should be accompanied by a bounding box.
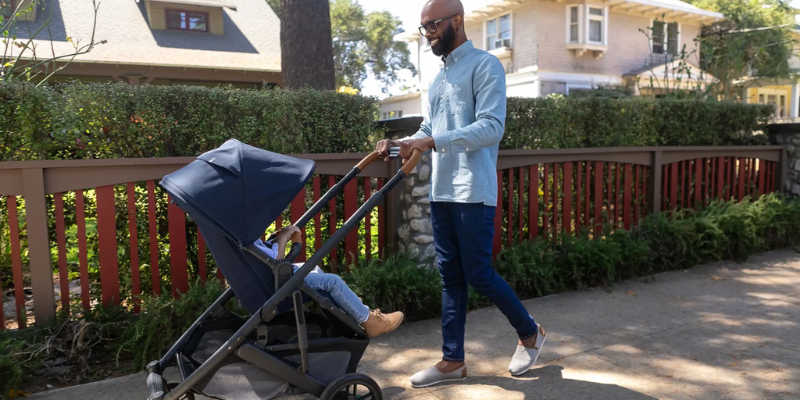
[0,145,788,329]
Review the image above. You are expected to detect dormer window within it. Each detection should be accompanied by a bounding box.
[167,10,208,32]
[144,0,223,35]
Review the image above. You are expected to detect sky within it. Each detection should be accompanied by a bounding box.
[357,0,800,98]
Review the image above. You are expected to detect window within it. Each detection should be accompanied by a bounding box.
[486,14,511,50]
[588,7,604,44]
[652,20,679,55]
[381,110,403,120]
[1,0,14,17]
[565,5,608,47]
[167,10,208,32]
[568,6,579,43]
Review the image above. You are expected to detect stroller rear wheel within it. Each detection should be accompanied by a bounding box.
[319,373,382,400]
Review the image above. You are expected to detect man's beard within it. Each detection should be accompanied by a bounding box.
[430,23,456,56]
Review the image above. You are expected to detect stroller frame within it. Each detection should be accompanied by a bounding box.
[146,148,421,400]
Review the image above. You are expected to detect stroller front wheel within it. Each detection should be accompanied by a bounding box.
[319,373,383,400]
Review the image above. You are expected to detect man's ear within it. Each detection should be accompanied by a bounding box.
[456,15,464,32]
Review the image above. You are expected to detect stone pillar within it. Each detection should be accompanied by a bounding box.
[768,123,800,196]
[792,82,800,119]
[396,153,436,266]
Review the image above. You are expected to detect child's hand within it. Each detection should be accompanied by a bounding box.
[275,226,301,259]
[278,226,301,242]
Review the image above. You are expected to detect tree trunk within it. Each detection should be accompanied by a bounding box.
[279,0,336,90]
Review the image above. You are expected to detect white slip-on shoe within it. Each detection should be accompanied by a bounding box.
[509,322,546,376]
[409,363,467,388]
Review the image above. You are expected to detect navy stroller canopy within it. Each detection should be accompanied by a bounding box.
[160,139,315,246]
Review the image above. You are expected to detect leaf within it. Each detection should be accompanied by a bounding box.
[711,276,726,281]
[626,290,636,295]
[729,363,738,366]
[666,374,673,378]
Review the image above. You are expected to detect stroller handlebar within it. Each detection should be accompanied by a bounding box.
[400,149,422,175]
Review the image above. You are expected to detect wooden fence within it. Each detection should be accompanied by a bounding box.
[0,144,787,329]
[491,146,787,256]
[0,154,403,328]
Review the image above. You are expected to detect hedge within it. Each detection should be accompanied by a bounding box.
[0,81,776,163]
[503,96,774,149]
[0,81,381,161]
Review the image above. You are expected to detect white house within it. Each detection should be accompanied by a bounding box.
[379,0,724,119]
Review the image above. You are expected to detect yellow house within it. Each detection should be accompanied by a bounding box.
[739,29,800,123]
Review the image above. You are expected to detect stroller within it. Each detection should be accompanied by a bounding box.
[146,139,419,400]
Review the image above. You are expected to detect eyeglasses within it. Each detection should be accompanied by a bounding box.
[418,13,458,35]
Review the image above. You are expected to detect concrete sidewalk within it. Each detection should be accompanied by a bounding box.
[29,250,800,400]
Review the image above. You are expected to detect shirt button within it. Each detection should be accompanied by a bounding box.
[441,148,446,153]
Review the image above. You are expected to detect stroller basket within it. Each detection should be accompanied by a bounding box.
[146,140,420,400]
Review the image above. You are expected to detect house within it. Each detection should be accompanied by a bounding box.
[2,0,281,87]
[380,0,724,119]
[738,29,800,123]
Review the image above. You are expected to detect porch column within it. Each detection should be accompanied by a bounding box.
[791,81,799,118]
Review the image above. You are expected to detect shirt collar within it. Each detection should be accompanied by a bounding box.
[441,40,474,65]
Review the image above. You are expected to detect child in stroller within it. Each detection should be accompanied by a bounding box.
[254,225,404,338]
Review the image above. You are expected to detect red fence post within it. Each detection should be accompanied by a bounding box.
[96,185,121,307]
[563,162,573,236]
[126,183,140,312]
[147,181,160,296]
[291,189,307,262]
[529,165,539,240]
[493,170,503,258]
[167,198,189,297]
[7,196,27,327]
[21,168,56,324]
[54,193,70,315]
[344,180,358,269]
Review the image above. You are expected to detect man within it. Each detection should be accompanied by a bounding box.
[375,0,546,388]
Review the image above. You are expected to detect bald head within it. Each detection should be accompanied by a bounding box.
[421,0,464,22]
[420,0,467,57]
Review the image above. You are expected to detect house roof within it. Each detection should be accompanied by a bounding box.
[463,0,724,24]
[624,59,716,84]
[6,0,281,73]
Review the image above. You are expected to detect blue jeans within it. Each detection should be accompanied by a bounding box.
[431,202,537,362]
[294,265,370,323]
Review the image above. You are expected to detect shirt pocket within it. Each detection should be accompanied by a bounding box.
[445,83,466,115]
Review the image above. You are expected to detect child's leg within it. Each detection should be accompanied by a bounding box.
[302,272,370,324]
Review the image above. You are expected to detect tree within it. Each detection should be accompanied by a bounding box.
[1,0,105,85]
[268,0,415,92]
[279,0,336,90]
[686,0,798,98]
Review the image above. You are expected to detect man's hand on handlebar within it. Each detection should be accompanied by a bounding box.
[398,138,434,164]
[376,138,434,164]
[375,139,400,161]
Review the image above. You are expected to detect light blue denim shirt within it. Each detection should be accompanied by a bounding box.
[402,40,506,206]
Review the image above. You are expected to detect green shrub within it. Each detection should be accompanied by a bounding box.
[343,253,443,322]
[503,97,773,149]
[346,193,800,321]
[1,81,380,162]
